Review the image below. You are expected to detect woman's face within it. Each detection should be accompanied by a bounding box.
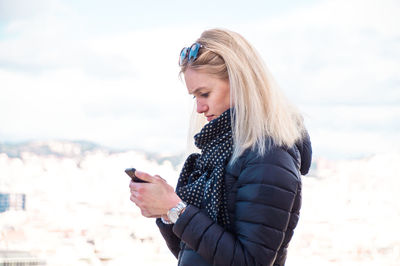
[184,68,231,122]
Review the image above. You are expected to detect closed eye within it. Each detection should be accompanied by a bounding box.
[192,92,209,99]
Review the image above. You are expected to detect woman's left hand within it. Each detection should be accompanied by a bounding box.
[129,170,182,218]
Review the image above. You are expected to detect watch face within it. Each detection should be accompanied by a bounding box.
[168,210,179,223]
[167,202,187,223]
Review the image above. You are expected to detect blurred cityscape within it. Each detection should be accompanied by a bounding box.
[0,140,399,265]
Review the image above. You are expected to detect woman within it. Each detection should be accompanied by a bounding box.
[129,28,312,265]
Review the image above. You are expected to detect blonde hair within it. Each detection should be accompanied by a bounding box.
[180,28,305,163]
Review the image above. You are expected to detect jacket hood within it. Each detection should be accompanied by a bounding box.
[295,131,312,175]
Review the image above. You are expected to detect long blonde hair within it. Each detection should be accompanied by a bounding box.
[180,28,305,163]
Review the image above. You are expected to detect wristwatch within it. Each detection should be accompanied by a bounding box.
[167,201,187,223]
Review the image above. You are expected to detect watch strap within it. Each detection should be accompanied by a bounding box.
[160,217,173,224]
[167,201,187,223]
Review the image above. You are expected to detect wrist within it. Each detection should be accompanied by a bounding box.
[163,194,181,216]
[166,194,182,212]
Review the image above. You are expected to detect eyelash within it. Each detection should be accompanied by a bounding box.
[193,93,209,99]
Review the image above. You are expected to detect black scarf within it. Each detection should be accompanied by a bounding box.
[176,109,233,226]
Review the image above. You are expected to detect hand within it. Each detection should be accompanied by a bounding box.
[129,170,182,218]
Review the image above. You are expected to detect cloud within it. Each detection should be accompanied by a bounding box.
[301,104,400,158]
[0,4,203,153]
[0,0,69,23]
[238,0,400,105]
[0,20,136,78]
[0,0,399,157]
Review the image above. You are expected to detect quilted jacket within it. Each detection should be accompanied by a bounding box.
[156,133,312,266]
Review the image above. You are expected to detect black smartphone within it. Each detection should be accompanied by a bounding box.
[125,168,148,183]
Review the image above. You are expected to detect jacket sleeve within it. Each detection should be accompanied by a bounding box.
[155,218,181,258]
[171,147,301,266]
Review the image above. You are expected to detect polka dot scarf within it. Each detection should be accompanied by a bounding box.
[176,109,233,226]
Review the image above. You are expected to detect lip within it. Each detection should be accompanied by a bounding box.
[206,115,214,121]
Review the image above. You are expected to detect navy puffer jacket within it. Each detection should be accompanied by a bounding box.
[156,133,312,266]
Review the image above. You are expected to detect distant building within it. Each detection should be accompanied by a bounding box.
[0,250,45,265]
[0,193,26,213]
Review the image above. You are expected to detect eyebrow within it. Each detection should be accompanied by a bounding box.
[189,87,208,95]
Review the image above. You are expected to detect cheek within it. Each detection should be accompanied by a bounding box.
[221,91,231,108]
[213,96,230,112]
[225,94,231,106]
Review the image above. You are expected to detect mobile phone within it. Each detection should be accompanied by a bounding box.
[125,168,148,183]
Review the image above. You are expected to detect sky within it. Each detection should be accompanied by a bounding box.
[0,0,399,159]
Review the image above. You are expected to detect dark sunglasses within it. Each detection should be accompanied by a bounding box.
[179,42,203,66]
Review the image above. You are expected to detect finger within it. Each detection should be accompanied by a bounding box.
[135,170,155,183]
[154,174,166,182]
[129,182,137,193]
[130,194,137,203]
[130,180,141,190]
[130,191,143,205]
[140,209,158,218]
[141,210,150,217]
[144,214,160,218]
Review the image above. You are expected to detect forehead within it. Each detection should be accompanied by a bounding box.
[184,68,218,94]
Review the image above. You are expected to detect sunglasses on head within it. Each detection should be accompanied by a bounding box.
[179,42,203,66]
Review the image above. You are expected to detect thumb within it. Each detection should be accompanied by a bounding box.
[135,170,155,183]
[154,174,167,183]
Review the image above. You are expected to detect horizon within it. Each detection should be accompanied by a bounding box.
[0,136,397,161]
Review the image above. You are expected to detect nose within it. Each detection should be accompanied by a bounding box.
[196,99,208,114]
